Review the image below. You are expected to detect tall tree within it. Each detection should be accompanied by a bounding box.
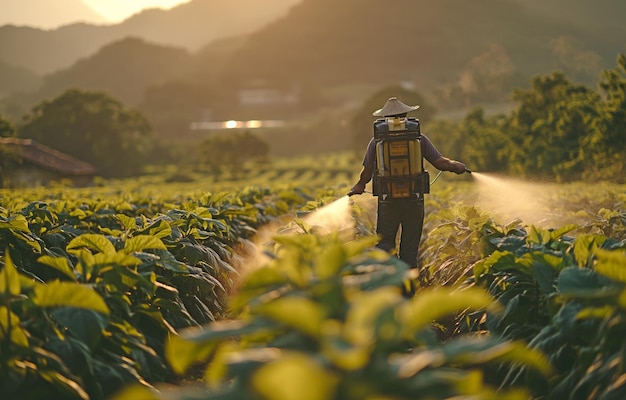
[458,108,511,173]
[199,131,269,179]
[0,114,16,137]
[19,89,153,177]
[0,114,20,187]
[504,72,601,181]
[585,54,626,181]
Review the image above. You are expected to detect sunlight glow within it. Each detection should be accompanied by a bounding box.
[82,0,190,23]
[224,120,239,129]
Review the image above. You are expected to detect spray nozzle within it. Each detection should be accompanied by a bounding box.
[465,168,472,174]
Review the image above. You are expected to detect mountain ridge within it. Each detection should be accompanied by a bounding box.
[0,0,107,29]
[0,0,301,75]
[2,0,625,124]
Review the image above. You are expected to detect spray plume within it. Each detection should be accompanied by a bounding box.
[233,194,361,281]
[469,172,555,227]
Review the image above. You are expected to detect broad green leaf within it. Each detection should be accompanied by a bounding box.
[398,287,499,335]
[573,234,607,267]
[37,255,76,281]
[443,338,553,376]
[178,319,271,343]
[593,249,626,283]
[0,214,30,232]
[252,353,339,400]
[528,226,551,245]
[191,207,213,218]
[314,242,346,279]
[344,287,401,346]
[576,305,615,320]
[343,236,380,258]
[52,308,108,349]
[67,234,116,255]
[254,297,325,337]
[321,334,371,371]
[69,209,87,219]
[520,251,563,293]
[0,215,41,252]
[0,250,21,296]
[549,224,578,241]
[93,252,141,268]
[473,251,518,279]
[214,347,287,385]
[0,306,29,346]
[556,267,620,298]
[136,219,172,239]
[115,214,137,231]
[165,332,219,375]
[33,281,109,315]
[38,370,89,400]
[151,249,188,272]
[122,235,167,254]
[109,385,161,400]
[394,349,446,378]
[241,267,288,290]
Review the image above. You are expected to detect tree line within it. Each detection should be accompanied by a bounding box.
[0,89,271,187]
[447,54,625,182]
[1,54,625,187]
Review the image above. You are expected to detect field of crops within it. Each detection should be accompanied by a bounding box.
[1,161,625,400]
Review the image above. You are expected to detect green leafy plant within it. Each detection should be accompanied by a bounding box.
[114,232,550,400]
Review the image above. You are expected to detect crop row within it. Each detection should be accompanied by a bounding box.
[111,182,626,400]
[0,185,327,399]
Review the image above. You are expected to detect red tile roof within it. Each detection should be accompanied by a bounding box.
[0,138,96,175]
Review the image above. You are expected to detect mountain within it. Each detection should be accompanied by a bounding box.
[3,0,625,126]
[217,0,626,88]
[32,37,193,106]
[0,0,107,29]
[112,0,302,51]
[0,0,301,76]
[0,60,41,94]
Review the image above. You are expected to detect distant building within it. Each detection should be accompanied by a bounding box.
[0,138,96,187]
[238,80,300,106]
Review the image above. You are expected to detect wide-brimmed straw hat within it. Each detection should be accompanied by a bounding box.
[372,97,420,117]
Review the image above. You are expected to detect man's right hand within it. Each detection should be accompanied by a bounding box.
[349,182,366,195]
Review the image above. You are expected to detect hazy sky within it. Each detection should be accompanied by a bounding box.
[83,0,190,22]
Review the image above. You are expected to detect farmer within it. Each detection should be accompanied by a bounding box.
[350,97,468,269]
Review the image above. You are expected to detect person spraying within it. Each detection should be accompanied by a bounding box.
[349,97,468,270]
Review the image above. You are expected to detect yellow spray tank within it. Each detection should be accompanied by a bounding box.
[373,117,429,198]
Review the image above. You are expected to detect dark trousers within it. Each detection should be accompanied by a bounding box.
[376,196,425,268]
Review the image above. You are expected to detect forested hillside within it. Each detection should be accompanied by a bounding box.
[31,38,194,106]
[218,0,623,88]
